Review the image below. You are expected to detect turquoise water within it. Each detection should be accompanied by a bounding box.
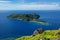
[0,10,60,38]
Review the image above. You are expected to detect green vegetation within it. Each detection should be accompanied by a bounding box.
[7,14,48,25]
[7,14,40,21]
[16,29,60,40]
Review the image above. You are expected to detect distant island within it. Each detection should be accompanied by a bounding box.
[7,13,48,25]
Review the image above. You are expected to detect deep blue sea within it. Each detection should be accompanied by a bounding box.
[0,10,60,38]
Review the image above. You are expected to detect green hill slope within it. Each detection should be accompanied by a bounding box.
[16,29,60,40]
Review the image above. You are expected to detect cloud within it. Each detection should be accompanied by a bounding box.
[0,2,60,10]
[0,1,11,3]
[0,0,11,4]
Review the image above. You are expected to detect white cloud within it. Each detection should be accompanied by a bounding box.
[0,0,11,3]
[0,2,60,10]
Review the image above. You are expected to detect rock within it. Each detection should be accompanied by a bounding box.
[33,28,44,36]
[51,38,60,40]
[57,38,60,40]
[57,32,60,35]
[58,28,60,30]
[55,32,60,36]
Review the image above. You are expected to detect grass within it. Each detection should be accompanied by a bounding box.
[16,29,60,40]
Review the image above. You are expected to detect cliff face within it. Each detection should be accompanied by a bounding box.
[16,29,60,40]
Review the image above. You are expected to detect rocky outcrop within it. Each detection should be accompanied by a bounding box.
[33,28,44,36]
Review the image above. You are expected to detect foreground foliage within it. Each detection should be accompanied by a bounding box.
[16,29,60,40]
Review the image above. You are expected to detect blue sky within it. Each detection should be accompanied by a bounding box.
[2,0,60,3]
[0,0,60,10]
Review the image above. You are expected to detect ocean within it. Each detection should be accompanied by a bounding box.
[0,10,60,38]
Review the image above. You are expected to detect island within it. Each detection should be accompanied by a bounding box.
[16,28,60,40]
[7,13,48,25]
